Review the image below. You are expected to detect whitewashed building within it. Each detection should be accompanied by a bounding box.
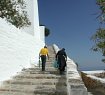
[0,0,45,82]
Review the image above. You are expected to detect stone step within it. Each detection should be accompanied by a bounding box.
[21,68,59,72]
[0,88,67,95]
[46,60,55,62]
[48,56,55,58]
[34,89,67,95]
[13,74,66,80]
[46,61,54,64]
[20,67,67,76]
[48,55,55,57]
[21,68,62,75]
[36,64,55,66]
[0,91,35,95]
[0,84,67,92]
[22,67,58,72]
[38,63,54,65]
[3,79,67,86]
[35,64,57,71]
[88,92,93,95]
[20,71,61,75]
[48,52,55,54]
[46,59,54,61]
[49,55,55,57]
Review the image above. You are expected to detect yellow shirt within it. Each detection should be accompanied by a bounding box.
[40,48,48,55]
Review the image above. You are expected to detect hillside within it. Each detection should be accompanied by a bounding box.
[81,70,105,95]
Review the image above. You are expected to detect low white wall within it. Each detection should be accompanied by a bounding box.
[53,44,88,95]
[0,18,44,82]
[67,59,88,95]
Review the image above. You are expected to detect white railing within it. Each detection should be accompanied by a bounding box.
[53,44,88,95]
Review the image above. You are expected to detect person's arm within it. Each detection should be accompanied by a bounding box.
[39,49,41,59]
[55,52,58,60]
[47,54,49,60]
[39,53,41,59]
[64,52,67,61]
[47,49,49,60]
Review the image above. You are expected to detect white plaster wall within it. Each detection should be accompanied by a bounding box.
[40,26,45,43]
[0,18,44,82]
[21,0,40,40]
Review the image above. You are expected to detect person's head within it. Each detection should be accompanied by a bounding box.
[62,48,65,51]
[44,46,47,48]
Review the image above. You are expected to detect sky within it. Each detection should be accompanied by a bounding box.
[38,0,105,71]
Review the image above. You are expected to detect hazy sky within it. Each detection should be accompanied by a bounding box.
[38,0,105,71]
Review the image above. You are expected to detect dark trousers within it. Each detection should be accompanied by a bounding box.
[41,55,46,71]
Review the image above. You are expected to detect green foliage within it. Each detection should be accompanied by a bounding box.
[45,27,50,37]
[0,0,31,28]
[91,28,105,62]
[97,0,105,4]
[102,58,105,62]
[96,0,105,23]
[91,0,105,63]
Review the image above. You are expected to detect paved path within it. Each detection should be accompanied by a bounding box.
[0,46,67,95]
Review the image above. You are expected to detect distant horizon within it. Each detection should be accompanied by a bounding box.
[79,64,105,71]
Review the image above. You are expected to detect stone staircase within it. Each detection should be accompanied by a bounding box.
[88,92,93,95]
[0,46,67,95]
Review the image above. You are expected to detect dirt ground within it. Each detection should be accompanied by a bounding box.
[88,88,105,95]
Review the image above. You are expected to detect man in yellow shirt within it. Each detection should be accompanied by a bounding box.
[39,46,49,71]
